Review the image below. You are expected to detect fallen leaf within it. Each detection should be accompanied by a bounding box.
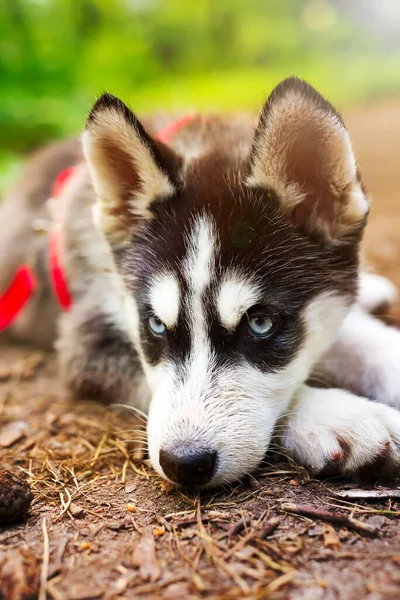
[323,525,341,549]
[107,521,124,530]
[308,524,324,538]
[69,503,85,518]
[132,526,161,582]
[124,483,136,494]
[366,515,388,529]
[0,421,29,447]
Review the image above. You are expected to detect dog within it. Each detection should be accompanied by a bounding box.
[1,77,400,487]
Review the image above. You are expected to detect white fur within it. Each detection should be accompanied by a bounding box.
[182,215,217,403]
[316,307,400,409]
[148,273,180,328]
[217,275,261,331]
[147,287,348,486]
[281,385,400,473]
[358,272,398,313]
[183,215,216,297]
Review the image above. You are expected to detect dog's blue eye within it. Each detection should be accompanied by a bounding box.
[248,314,273,337]
[148,316,166,337]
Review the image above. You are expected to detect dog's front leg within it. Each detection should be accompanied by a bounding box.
[278,384,400,475]
[312,308,400,408]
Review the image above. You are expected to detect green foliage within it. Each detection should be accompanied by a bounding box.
[1,0,400,163]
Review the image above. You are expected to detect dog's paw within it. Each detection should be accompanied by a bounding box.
[280,385,400,476]
[358,272,398,314]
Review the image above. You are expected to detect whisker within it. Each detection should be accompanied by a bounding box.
[110,403,148,422]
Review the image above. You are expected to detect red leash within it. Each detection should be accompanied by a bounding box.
[0,115,195,332]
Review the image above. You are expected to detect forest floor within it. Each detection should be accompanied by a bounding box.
[2,98,400,599]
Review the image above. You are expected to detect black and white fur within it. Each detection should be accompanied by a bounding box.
[2,78,400,487]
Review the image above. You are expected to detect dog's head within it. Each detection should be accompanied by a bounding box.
[82,78,368,487]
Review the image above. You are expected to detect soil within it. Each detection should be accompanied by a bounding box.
[2,99,400,600]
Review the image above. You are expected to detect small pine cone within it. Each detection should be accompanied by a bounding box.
[0,470,33,523]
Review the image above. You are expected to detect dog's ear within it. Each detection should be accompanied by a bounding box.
[246,77,368,243]
[82,93,181,246]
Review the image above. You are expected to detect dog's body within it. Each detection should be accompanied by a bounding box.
[2,78,400,487]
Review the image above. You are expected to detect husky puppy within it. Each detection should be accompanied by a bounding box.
[1,77,400,487]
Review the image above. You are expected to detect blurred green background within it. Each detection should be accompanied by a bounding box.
[2,0,400,191]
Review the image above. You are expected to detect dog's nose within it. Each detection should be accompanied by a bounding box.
[159,448,217,486]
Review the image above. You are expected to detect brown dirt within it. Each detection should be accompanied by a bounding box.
[2,99,400,600]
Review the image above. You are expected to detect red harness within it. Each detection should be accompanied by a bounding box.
[0,115,194,332]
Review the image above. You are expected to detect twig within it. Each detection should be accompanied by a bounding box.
[224,509,269,558]
[332,488,400,500]
[264,570,297,594]
[228,514,252,537]
[281,503,379,536]
[39,517,50,600]
[259,516,280,540]
[173,516,211,528]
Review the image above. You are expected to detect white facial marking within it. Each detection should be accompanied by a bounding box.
[183,215,216,347]
[180,215,217,399]
[218,275,261,331]
[184,216,216,297]
[148,273,180,328]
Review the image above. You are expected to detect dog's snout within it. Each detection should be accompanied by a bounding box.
[159,448,217,486]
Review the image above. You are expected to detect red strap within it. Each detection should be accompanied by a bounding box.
[49,223,72,310]
[47,167,78,311]
[0,266,36,332]
[0,115,195,329]
[51,166,77,198]
[156,114,195,144]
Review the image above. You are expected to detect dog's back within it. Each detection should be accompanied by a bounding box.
[0,139,81,348]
